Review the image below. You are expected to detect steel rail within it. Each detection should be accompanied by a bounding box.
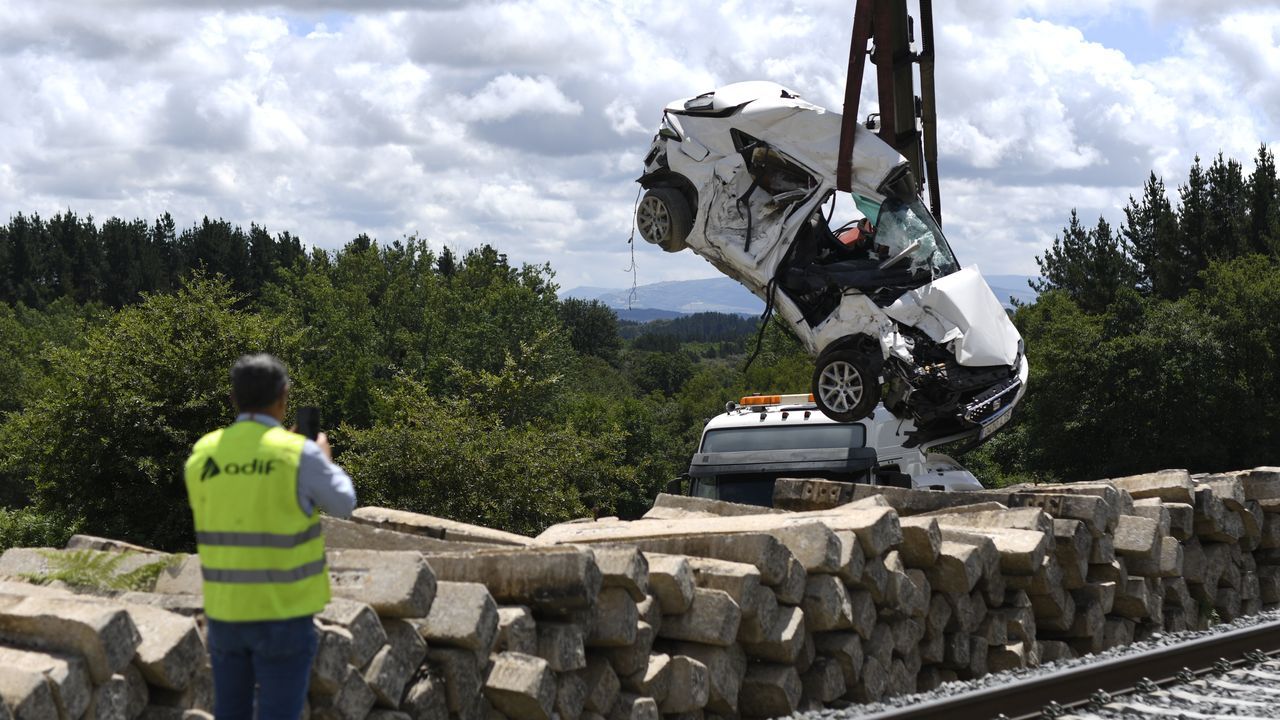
[854,618,1280,720]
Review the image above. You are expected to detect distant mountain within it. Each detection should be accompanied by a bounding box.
[564,273,1040,320]
[983,274,1039,308]
[615,308,685,323]
[564,277,764,316]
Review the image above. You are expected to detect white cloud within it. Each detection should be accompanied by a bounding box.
[0,0,1275,292]
[451,74,583,123]
[603,99,646,136]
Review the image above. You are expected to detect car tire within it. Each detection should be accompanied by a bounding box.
[812,348,880,423]
[636,188,692,252]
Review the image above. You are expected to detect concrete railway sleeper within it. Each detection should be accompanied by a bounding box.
[3,466,1280,718]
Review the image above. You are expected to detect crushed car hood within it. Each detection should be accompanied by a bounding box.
[883,266,1021,367]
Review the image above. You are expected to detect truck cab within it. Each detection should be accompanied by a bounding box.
[687,393,982,507]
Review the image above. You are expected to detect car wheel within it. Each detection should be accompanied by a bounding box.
[636,188,692,252]
[812,349,880,422]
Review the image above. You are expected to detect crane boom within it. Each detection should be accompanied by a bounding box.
[837,0,942,224]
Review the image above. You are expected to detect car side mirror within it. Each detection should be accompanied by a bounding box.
[665,477,685,495]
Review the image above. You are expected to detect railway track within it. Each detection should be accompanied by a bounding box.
[851,617,1280,720]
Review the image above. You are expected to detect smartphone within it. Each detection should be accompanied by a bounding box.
[297,406,321,441]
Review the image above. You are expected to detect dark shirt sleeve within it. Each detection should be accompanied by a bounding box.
[296,440,357,518]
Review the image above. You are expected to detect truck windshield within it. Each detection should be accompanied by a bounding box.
[699,424,866,452]
[691,476,777,506]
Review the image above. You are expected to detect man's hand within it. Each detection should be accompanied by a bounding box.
[294,423,335,460]
[315,432,334,461]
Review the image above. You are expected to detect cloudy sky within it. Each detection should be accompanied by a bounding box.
[2,1,1278,291]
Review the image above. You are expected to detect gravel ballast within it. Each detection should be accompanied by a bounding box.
[800,607,1280,718]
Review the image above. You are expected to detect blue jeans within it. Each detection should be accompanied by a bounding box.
[207,616,319,720]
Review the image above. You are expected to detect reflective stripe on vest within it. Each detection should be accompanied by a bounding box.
[194,523,323,549]
[201,558,328,584]
[184,422,330,622]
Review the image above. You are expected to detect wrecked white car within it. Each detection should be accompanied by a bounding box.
[635,81,1028,445]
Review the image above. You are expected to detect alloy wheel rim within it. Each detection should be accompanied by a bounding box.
[818,360,864,413]
[637,196,671,244]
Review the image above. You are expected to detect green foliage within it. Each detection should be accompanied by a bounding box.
[991,256,1280,483]
[671,321,812,450]
[558,298,622,364]
[23,549,179,592]
[621,312,759,344]
[626,351,696,396]
[451,329,567,426]
[1,222,774,546]
[1248,145,1280,256]
[0,507,80,553]
[0,276,299,550]
[340,377,640,536]
[1123,173,1181,299]
[1034,211,1139,313]
[986,146,1280,485]
[0,211,305,310]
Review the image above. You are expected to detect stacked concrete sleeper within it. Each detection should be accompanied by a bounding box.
[0,467,1278,719]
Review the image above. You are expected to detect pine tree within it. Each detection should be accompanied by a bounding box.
[8,213,47,308]
[247,224,276,292]
[1247,144,1280,256]
[1206,152,1249,259]
[0,221,11,303]
[275,231,306,271]
[182,218,252,292]
[437,246,457,278]
[1034,210,1138,313]
[99,217,148,306]
[149,213,179,294]
[1177,155,1213,291]
[1122,173,1181,298]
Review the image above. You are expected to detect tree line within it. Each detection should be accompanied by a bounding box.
[1032,146,1280,312]
[969,144,1280,485]
[0,212,311,309]
[0,223,804,552]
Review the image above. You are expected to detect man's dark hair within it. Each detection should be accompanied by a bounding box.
[230,353,289,412]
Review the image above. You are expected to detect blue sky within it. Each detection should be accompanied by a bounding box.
[1074,7,1174,64]
[0,0,1276,289]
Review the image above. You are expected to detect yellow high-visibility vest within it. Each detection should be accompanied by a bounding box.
[184,422,329,621]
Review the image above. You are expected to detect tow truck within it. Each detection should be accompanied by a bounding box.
[680,393,983,508]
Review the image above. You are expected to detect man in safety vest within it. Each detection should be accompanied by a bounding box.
[184,353,356,719]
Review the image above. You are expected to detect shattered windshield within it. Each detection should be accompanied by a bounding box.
[865,196,959,279]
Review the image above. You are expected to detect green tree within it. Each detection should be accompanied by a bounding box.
[1177,155,1213,290]
[1247,144,1280,256]
[557,298,622,364]
[341,377,638,536]
[0,276,298,550]
[1123,173,1181,299]
[180,218,252,293]
[627,351,695,397]
[1034,210,1139,313]
[1206,152,1249,258]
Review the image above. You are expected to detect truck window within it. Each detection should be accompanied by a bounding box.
[699,424,866,453]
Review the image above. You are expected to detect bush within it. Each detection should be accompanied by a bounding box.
[0,276,299,551]
[0,507,80,553]
[341,377,640,537]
